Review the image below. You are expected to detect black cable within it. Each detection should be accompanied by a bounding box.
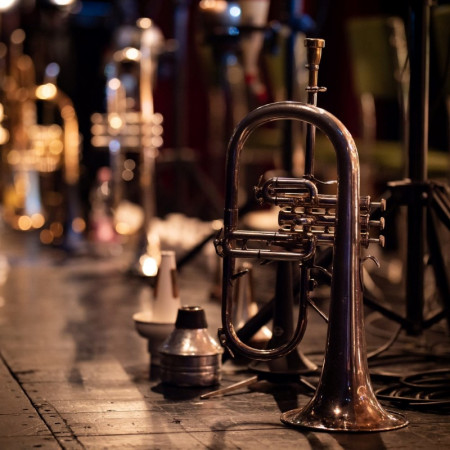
[367,324,403,360]
[376,368,450,411]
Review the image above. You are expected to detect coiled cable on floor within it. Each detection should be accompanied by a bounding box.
[376,368,450,411]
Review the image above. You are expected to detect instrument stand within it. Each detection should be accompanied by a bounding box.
[200,372,317,400]
[367,180,450,334]
[248,261,317,377]
[201,261,318,400]
[365,0,450,335]
[281,0,315,175]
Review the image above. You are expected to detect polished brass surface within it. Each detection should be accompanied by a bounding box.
[214,36,408,430]
[1,30,83,247]
[304,38,325,92]
[216,99,407,432]
[90,19,164,275]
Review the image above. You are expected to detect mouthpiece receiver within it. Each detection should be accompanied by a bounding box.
[305,38,325,63]
[304,38,326,93]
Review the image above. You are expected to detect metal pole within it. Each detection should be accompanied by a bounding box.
[405,0,431,334]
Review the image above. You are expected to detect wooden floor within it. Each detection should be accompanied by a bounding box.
[0,226,449,449]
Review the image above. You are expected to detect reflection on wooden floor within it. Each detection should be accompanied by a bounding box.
[0,228,449,449]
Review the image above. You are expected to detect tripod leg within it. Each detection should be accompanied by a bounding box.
[426,208,450,330]
[430,183,450,230]
[200,375,259,399]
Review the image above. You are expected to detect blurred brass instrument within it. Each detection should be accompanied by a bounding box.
[1,29,83,248]
[214,39,408,432]
[90,18,164,276]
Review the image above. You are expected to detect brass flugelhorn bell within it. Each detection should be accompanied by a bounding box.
[214,39,407,430]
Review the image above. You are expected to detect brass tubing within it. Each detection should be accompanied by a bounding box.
[304,38,326,176]
[219,100,407,431]
[221,101,360,360]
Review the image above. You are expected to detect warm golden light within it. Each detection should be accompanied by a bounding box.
[91,113,103,124]
[108,114,123,130]
[72,217,86,233]
[139,255,158,277]
[91,124,104,136]
[35,144,45,157]
[7,150,20,166]
[108,78,121,91]
[61,105,75,120]
[137,18,152,29]
[151,136,163,148]
[31,213,45,229]
[199,0,228,13]
[36,83,57,100]
[0,0,18,11]
[0,127,9,145]
[50,0,75,6]
[122,169,134,181]
[49,139,63,155]
[212,219,223,231]
[40,229,54,244]
[124,159,136,170]
[124,47,140,62]
[151,124,163,136]
[115,222,131,235]
[10,29,25,45]
[17,57,33,75]
[18,215,32,231]
[152,113,164,125]
[91,136,109,148]
[50,222,64,238]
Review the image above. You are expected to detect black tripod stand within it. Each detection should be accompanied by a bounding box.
[365,0,450,335]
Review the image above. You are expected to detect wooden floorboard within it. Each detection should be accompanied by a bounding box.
[0,229,449,449]
[0,356,59,446]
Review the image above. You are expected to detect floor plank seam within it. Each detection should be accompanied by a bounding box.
[0,351,84,449]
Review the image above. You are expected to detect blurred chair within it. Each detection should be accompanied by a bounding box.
[346,15,449,187]
[346,15,409,186]
[432,4,450,151]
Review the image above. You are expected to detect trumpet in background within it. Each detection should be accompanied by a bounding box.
[90,18,164,276]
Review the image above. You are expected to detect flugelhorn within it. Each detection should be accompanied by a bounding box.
[214,39,407,432]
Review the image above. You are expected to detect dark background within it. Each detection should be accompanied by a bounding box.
[1,0,448,218]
